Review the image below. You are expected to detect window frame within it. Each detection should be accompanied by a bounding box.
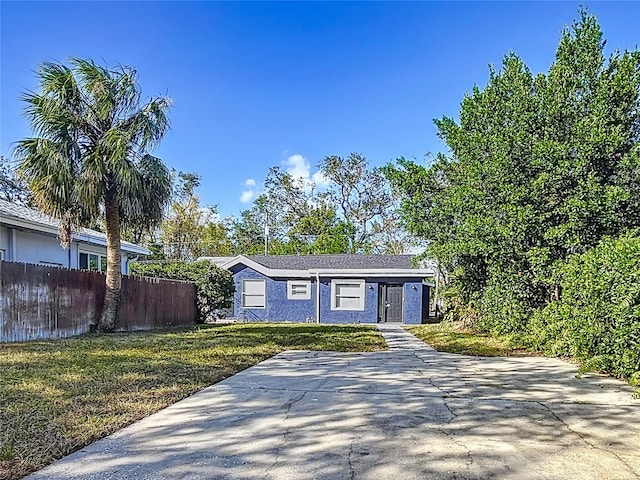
[287,280,311,300]
[330,279,366,311]
[241,279,266,309]
[79,250,107,273]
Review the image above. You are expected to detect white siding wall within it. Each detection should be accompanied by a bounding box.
[0,226,9,260]
[15,230,70,267]
[3,227,129,273]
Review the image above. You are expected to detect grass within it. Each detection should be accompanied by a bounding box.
[407,322,534,357]
[0,323,385,480]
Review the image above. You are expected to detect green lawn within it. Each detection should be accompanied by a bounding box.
[408,323,533,357]
[0,323,385,480]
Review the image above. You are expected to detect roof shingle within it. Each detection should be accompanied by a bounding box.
[246,254,416,270]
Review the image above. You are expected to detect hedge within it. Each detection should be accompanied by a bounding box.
[529,234,640,383]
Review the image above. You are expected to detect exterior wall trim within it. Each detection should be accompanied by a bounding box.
[241,278,267,309]
[330,279,366,311]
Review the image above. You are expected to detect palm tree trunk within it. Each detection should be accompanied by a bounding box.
[97,191,122,332]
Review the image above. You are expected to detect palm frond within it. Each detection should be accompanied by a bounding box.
[71,58,115,124]
[112,65,141,118]
[15,57,173,245]
[119,96,172,151]
[14,137,76,218]
[120,154,171,229]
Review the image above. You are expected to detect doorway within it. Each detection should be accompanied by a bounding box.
[378,284,403,323]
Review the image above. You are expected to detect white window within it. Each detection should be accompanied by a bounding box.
[79,251,107,272]
[331,279,365,311]
[242,279,266,308]
[287,280,311,300]
[0,249,4,261]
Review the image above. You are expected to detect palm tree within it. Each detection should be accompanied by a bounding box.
[14,58,172,332]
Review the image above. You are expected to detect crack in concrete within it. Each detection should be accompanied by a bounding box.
[263,391,307,479]
[233,384,457,398]
[224,383,634,409]
[284,391,306,417]
[411,351,454,397]
[536,401,639,477]
[436,424,475,473]
[347,440,356,480]
[442,398,458,424]
[438,400,475,469]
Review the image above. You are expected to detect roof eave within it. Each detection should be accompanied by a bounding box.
[309,268,435,278]
[1,215,150,255]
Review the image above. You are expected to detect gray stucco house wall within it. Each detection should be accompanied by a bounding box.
[209,254,434,325]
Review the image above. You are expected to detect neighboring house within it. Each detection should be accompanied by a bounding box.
[203,254,435,324]
[0,200,149,274]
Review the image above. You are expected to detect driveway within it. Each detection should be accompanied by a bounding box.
[27,325,639,480]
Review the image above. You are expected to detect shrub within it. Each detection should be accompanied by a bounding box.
[479,274,535,335]
[130,261,234,323]
[532,234,640,379]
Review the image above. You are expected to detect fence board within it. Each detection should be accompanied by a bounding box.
[0,261,196,342]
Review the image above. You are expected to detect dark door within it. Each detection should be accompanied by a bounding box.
[385,285,403,323]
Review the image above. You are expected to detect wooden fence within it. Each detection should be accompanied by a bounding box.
[0,261,196,342]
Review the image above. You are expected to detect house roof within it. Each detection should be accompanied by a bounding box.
[203,256,237,267]
[199,254,434,279]
[247,254,416,270]
[0,199,150,255]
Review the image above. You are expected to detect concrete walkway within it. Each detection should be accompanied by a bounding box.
[28,325,639,480]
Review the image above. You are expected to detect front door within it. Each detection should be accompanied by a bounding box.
[384,285,403,323]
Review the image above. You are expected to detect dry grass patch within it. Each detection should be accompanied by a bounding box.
[408,322,534,357]
[0,323,385,480]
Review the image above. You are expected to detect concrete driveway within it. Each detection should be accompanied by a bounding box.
[28,325,639,480]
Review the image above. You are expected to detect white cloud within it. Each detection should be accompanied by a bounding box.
[282,154,330,191]
[240,189,255,204]
[312,170,330,187]
[238,156,330,205]
[283,154,311,181]
[240,178,258,203]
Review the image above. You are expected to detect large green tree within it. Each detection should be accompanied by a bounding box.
[160,171,233,261]
[320,153,395,252]
[234,153,411,254]
[260,165,353,254]
[230,168,352,255]
[15,58,172,332]
[385,11,640,332]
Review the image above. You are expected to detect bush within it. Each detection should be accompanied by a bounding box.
[479,274,535,335]
[130,261,234,323]
[531,234,640,379]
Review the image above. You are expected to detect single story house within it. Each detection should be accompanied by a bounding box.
[204,254,435,324]
[0,199,149,274]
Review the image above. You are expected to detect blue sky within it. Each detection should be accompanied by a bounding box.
[1,1,639,218]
